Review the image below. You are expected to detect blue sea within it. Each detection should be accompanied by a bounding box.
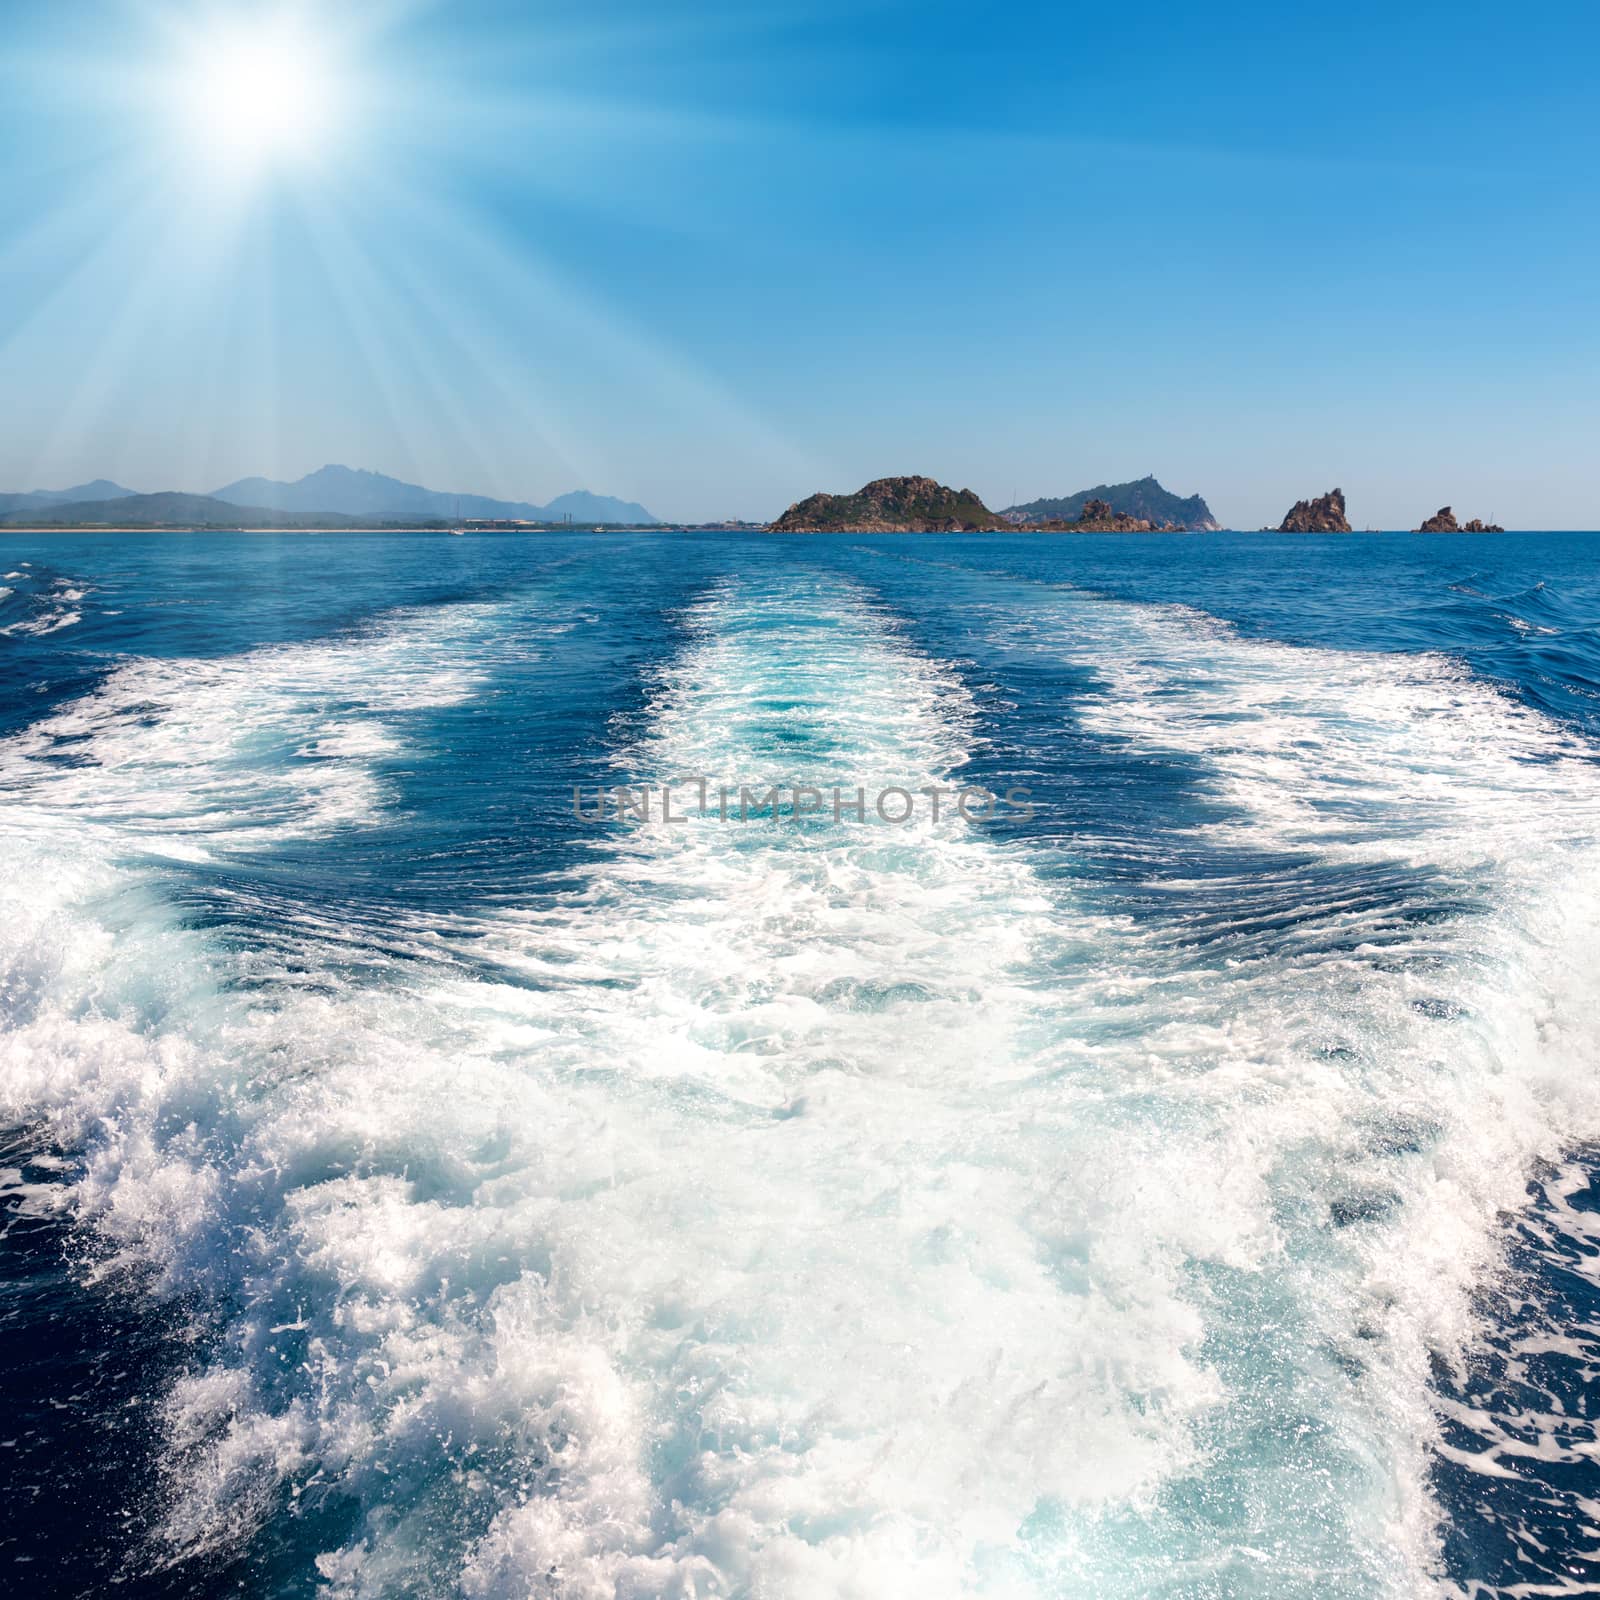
[3,529,1600,1599]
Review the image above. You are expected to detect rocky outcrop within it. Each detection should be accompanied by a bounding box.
[1416,506,1504,532]
[768,476,1007,532]
[1278,488,1351,532]
[1063,498,1156,531]
[1018,499,1163,532]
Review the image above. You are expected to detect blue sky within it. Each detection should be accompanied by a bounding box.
[1,0,1597,526]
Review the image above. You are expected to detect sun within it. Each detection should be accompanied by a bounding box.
[178,17,340,176]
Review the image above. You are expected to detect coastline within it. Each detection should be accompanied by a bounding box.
[2,523,1579,536]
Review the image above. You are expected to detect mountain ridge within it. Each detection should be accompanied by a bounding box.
[0,479,136,515]
[0,493,403,529]
[211,464,657,525]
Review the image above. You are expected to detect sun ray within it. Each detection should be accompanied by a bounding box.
[358,164,826,505]
[2,0,829,514]
[291,187,526,498]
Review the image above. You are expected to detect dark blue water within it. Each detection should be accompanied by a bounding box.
[3,530,1599,1598]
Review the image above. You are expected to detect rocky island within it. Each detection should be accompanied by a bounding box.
[767,477,1009,532]
[766,477,1204,533]
[1415,506,1505,533]
[1004,475,1219,531]
[1278,489,1352,532]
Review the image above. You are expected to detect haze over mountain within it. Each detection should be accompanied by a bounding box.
[210,465,657,525]
[0,494,388,529]
[1004,476,1219,530]
[539,490,659,525]
[0,480,135,515]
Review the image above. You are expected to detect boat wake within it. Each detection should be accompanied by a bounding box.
[3,565,1600,1597]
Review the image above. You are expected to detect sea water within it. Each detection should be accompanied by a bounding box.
[3,529,1599,1598]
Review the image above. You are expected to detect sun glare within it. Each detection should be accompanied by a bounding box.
[180,19,339,175]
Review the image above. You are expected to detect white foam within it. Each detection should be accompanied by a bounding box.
[975,585,1600,1581]
[0,603,495,850]
[1,608,80,637]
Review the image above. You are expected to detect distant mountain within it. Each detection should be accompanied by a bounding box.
[769,475,1008,532]
[0,493,383,528]
[0,479,135,514]
[1004,476,1219,531]
[542,489,658,525]
[211,465,532,520]
[211,464,658,525]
